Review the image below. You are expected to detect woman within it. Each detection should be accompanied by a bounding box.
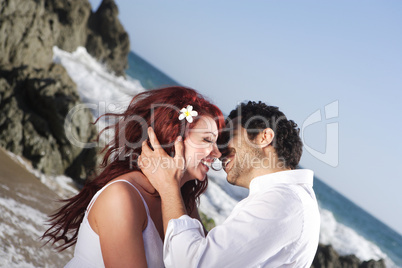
[42,86,224,267]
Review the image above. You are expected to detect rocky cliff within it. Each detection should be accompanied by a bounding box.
[0,0,129,75]
[0,0,129,182]
[312,244,386,268]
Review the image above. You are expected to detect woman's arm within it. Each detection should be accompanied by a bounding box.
[88,182,148,268]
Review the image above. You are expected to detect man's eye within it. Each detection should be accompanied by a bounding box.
[204,138,213,143]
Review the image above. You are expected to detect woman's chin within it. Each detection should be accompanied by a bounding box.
[196,167,209,182]
[196,174,207,182]
[180,171,204,186]
[183,166,208,182]
[187,173,207,184]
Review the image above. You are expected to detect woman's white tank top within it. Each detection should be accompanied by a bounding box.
[64,180,164,268]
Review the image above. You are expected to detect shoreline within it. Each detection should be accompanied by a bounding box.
[0,146,73,267]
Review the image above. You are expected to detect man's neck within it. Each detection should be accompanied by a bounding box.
[245,167,291,188]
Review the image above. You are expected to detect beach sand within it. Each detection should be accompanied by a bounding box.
[0,147,73,267]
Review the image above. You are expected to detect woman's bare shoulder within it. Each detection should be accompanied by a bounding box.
[88,174,148,234]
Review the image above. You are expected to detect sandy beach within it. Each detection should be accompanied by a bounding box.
[0,146,73,267]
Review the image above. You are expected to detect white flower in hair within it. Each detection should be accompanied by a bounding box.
[179,105,198,123]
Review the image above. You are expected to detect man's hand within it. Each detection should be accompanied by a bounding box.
[138,127,185,194]
[138,127,187,233]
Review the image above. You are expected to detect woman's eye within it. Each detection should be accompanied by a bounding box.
[204,138,213,143]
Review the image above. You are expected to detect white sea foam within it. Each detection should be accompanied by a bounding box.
[319,209,397,267]
[53,46,145,144]
[53,46,144,118]
[0,195,72,267]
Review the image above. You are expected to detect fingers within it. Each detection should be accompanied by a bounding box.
[174,136,185,170]
[145,127,182,156]
[141,127,163,157]
[174,136,184,159]
[141,140,153,156]
[147,127,162,151]
[137,154,144,168]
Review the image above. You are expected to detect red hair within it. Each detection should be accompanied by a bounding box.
[42,86,225,251]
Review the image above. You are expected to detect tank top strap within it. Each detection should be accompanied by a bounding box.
[87,179,150,216]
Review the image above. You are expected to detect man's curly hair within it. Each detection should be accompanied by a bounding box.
[227,101,303,169]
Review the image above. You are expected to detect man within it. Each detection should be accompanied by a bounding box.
[139,101,320,267]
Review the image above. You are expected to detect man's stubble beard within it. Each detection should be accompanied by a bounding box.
[227,143,264,187]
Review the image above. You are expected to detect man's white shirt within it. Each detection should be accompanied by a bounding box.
[164,169,320,268]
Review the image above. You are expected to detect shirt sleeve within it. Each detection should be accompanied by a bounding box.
[163,191,304,268]
[163,215,207,267]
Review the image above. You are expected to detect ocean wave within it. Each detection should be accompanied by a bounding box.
[53,46,144,116]
[52,46,145,145]
[319,208,397,267]
[0,181,73,267]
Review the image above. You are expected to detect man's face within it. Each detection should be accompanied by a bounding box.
[222,117,263,188]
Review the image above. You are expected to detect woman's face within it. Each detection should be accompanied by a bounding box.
[181,116,221,185]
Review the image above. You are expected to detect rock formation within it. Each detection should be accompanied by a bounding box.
[0,0,129,75]
[86,0,130,76]
[311,244,386,268]
[0,64,97,182]
[0,0,129,182]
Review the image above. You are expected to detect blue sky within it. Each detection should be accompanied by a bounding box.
[89,0,402,234]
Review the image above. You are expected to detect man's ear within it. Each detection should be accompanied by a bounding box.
[260,128,275,147]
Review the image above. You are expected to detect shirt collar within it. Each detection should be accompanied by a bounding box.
[249,169,314,196]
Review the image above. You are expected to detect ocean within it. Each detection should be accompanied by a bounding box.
[0,47,401,267]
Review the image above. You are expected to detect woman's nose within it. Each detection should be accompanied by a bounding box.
[210,143,222,158]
